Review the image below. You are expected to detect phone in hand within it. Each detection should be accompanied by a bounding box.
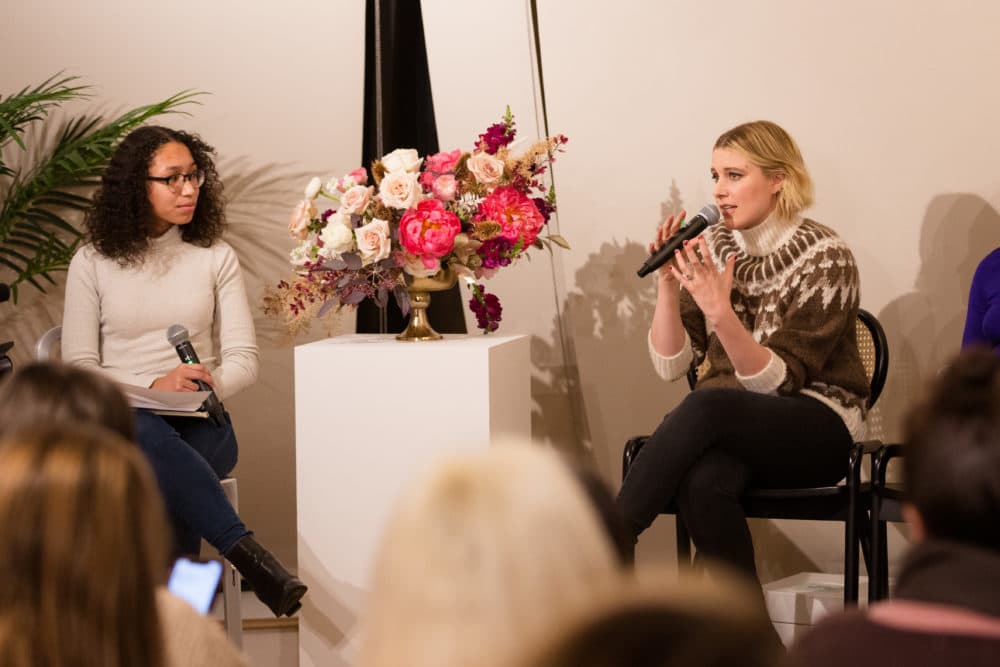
[167,557,223,614]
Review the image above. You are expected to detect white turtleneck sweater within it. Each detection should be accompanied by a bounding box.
[647,215,867,440]
[63,227,258,401]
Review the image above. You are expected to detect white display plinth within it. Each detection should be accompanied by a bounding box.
[295,334,530,667]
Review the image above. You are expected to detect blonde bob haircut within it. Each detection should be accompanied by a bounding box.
[359,443,623,667]
[714,120,814,220]
[0,424,170,667]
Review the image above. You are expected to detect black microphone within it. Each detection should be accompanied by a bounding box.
[166,324,225,427]
[0,283,9,303]
[636,204,722,278]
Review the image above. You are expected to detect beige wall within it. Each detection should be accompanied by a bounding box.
[3,0,998,581]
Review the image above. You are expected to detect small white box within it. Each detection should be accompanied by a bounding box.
[764,572,872,645]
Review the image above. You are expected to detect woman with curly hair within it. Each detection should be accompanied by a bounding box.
[61,125,306,617]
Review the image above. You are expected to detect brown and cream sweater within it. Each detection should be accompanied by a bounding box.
[648,215,869,440]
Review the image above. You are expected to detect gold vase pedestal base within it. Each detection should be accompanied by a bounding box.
[396,268,458,342]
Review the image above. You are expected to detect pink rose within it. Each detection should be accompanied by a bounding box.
[467,152,505,185]
[418,170,436,190]
[477,186,545,247]
[340,185,373,215]
[432,174,457,201]
[425,149,462,174]
[348,167,368,185]
[354,218,392,265]
[287,200,315,240]
[399,199,461,268]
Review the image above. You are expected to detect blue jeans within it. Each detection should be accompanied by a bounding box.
[135,409,249,556]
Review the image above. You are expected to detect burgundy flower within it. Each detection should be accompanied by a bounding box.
[477,122,515,154]
[469,283,503,333]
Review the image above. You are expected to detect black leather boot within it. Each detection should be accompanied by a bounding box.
[225,535,307,617]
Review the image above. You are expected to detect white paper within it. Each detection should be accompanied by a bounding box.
[120,384,211,412]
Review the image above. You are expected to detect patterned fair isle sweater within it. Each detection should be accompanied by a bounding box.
[648,215,869,440]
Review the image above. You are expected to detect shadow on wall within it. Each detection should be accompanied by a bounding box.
[877,193,1000,443]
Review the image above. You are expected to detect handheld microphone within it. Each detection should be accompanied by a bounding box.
[166,324,225,427]
[636,204,721,278]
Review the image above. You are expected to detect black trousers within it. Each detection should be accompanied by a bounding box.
[617,387,852,580]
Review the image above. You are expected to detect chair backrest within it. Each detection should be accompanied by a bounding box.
[35,325,63,361]
[685,309,889,411]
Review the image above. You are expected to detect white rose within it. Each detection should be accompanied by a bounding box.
[290,239,316,267]
[340,185,374,215]
[317,214,355,259]
[304,176,322,200]
[378,170,421,209]
[380,148,422,173]
[466,152,505,185]
[354,218,392,265]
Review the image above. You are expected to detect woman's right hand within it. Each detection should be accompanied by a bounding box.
[650,210,687,283]
[150,363,215,392]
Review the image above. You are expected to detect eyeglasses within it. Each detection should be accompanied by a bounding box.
[146,169,206,193]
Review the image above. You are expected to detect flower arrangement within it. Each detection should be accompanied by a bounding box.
[263,108,569,335]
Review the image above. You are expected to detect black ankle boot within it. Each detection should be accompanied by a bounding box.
[225,536,307,617]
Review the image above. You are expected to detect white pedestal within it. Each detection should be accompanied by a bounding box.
[295,334,530,667]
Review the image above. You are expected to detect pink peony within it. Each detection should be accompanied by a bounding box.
[398,199,461,269]
[477,186,545,248]
[425,149,462,174]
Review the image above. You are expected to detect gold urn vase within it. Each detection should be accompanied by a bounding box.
[397,267,458,342]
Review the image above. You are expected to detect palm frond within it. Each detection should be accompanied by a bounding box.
[0,73,90,174]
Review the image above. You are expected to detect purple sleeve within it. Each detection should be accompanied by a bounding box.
[963,249,1000,350]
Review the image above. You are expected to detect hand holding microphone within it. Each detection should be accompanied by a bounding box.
[637,204,721,278]
[163,324,226,427]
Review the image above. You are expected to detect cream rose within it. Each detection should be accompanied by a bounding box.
[380,148,422,173]
[402,252,440,278]
[317,214,355,259]
[339,185,373,215]
[378,170,421,209]
[304,176,322,200]
[287,199,316,240]
[354,218,392,265]
[467,152,505,185]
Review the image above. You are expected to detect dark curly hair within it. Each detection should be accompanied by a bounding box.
[84,125,226,265]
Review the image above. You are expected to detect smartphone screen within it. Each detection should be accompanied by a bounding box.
[167,557,223,614]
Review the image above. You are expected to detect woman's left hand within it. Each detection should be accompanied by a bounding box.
[669,236,737,325]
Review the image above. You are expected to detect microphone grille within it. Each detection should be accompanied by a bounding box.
[166,324,189,346]
[698,204,721,225]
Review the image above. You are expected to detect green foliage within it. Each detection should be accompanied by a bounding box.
[0,74,202,302]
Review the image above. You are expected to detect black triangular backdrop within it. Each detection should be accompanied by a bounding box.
[356,0,466,334]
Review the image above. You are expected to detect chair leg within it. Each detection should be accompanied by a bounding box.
[870,493,884,603]
[220,478,243,648]
[844,504,860,605]
[676,515,692,569]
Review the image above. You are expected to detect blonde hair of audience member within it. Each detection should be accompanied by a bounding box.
[0,424,169,667]
[359,444,624,667]
[0,361,135,441]
[714,120,813,220]
[516,567,782,667]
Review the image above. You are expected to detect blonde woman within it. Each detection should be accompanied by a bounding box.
[359,444,624,667]
[0,423,246,667]
[619,121,867,588]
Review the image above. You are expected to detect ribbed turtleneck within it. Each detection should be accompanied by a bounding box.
[732,215,803,257]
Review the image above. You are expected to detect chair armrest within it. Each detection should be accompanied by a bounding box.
[872,443,904,488]
[622,436,649,479]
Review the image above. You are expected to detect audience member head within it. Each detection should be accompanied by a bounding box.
[0,361,135,441]
[0,424,170,667]
[714,120,813,220]
[85,125,225,264]
[903,347,1000,549]
[359,443,623,667]
[516,568,782,667]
